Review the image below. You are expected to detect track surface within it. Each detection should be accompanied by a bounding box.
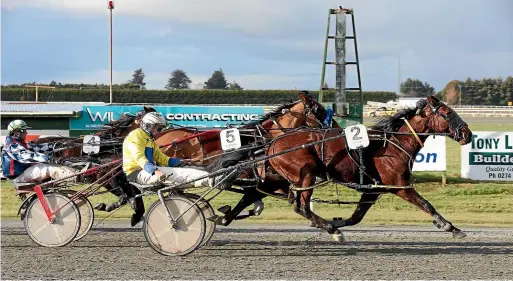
[2,220,512,280]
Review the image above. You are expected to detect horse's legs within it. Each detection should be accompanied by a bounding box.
[393,188,466,238]
[293,174,344,242]
[93,179,129,212]
[212,189,266,226]
[330,192,380,228]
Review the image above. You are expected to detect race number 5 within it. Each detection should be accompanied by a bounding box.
[220,128,242,151]
[344,124,370,150]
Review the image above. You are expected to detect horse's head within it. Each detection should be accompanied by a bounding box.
[297,91,339,128]
[97,106,158,138]
[416,95,472,145]
[272,91,333,130]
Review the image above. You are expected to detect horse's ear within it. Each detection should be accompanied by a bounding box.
[298,90,313,103]
[415,99,428,115]
[426,95,440,106]
[143,106,156,113]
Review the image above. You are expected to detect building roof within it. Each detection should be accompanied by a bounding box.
[1,102,105,113]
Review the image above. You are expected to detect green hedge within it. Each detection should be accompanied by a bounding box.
[0,88,397,104]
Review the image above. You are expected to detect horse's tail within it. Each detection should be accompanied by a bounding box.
[206,147,256,172]
[205,147,259,190]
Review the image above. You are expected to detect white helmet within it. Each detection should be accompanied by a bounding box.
[142,112,166,126]
[140,112,167,136]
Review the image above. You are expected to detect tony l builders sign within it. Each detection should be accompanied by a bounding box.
[461,131,513,181]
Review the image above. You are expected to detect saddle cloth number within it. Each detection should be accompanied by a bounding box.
[220,128,241,151]
[83,135,101,154]
[344,124,370,149]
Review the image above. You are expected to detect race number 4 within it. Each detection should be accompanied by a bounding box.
[344,124,370,150]
[82,135,101,154]
[220,128,242,151]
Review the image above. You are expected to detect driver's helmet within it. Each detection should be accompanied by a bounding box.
[140,112,167,137]
[7,120,31,135]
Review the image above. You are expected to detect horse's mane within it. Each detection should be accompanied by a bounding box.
[95,112,139,138]
[370,106,418,132]
[246,99,300,126]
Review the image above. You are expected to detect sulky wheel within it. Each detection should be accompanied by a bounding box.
[24,192,81,247]
[143,195,206,256]
[183,193,216,248]
[61,190,95,241]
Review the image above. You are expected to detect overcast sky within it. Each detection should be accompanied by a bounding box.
[2,0,512,92]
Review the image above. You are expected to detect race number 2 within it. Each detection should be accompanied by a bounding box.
[344,124,370,150]
[220,128,242,151]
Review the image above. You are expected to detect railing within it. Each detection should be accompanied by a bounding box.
[363,105,513,117]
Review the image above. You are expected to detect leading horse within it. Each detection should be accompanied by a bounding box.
[263,95,472,241]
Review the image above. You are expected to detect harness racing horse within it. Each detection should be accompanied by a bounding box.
[156,91,330,164]
[30,107,157,219]
[154,91,333,226]
[263,95,472,242]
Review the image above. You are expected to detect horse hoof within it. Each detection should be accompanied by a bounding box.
[332,233,345,243]
[452,229,467,239]
[308,221,317,228]
[94,203,106,211]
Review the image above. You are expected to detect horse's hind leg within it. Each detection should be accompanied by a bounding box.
[211,189,266,226]
[294,176,344,242]
[393,188,466,238]
[331,192,380,228]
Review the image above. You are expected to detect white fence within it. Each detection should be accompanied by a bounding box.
[364,105,513,117]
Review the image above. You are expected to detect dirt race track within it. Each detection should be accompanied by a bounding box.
[2,220,512,280]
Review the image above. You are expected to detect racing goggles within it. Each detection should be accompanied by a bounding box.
[154,125,166,133]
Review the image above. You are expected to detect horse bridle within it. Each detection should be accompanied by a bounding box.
[416,99,467,141]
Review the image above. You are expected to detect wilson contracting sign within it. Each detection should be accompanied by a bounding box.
[70,105,264,130]
[461,131,513,181]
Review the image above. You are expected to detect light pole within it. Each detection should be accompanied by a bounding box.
[458,84,462,106]
[108,0,114,104]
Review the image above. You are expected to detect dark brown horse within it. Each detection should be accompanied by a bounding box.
[29,107,156,219]
[151,91,333,226]
[263,95,472,241]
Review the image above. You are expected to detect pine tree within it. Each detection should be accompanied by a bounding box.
[204,69,228,89]
[128,68,146,89]
[165,69,192,89]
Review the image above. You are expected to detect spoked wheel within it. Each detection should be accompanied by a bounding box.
[24,192,81,247]
[143,195,206,256]
[184,193,216,248]
[61,190,95,241]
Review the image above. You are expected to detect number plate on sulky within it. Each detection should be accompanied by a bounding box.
[83,135,101,154]
[344,124,370,150]
[220,128,242,151]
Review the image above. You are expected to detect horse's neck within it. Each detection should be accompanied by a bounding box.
[393,117,431,157]
[267,114,307,138]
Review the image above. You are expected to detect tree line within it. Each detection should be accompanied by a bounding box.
[399,76,513,106]
[3,70,512,106]
[2,68,242,91]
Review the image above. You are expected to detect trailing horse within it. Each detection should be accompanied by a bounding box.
[30,106,157,220]
[262,95,472,241]
[152,91,335,226]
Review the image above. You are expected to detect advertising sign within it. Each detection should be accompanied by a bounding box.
[70,105,264,130]
[461,131,513,181]
[412,136,446,172]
